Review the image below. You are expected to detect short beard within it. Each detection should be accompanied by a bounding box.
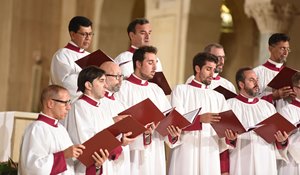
[112,85,121,92]
[245,87,259,97]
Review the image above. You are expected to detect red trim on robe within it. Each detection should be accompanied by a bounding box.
[261,94,274,104]
[220,150,230,173]
[235,94,259,104]
[50,151,67,175]
[143,133,152,145]
[127,46,136,53]
[291,99,300,108]
[262,61,284,72]
[213,75,221,80]
[168,135,178,144]
[86,165,97,175]
[37,114,58,127]
[104,91,115,100]
[80,94,99,107]
[126,74,149,86]
[188,80,204,88]
[109,146,123,160]
[275,139,289,150]
[64,43,85,53]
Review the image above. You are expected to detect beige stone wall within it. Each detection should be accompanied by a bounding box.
[0,0,300,112]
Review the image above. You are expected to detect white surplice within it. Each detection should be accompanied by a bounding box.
[114,74,171,175]
[50,41,89,100]
[65,94,115,175]
[114,46,163,78]
[18,113,75,175]
[99,91,131,175]
[227,95,282,175]
[253,59,288,110]
[168,79,230,175]
[185,74,236,93]
[277,98,300,175]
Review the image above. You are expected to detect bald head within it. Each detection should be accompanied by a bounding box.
[100,61,120,73]
[100,61,123,92]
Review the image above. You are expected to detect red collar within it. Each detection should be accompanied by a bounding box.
[188,79,206,89]
[291,99,300,108]
[127,46,136,53]
[126,74,148,86]
[80,94,100,107]
[37,114,58,127]
[213,75,221,80]
[104,91,115,100]
[236,94,259,104]
[64,43,85,53]
[262,61,284,72]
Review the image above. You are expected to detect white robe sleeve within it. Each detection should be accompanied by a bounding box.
[19,125,64,175]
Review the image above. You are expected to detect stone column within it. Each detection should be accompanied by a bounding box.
[244,0,297,64]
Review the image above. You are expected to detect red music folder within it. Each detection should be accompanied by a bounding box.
[253,113,297,143]
[106,116,147,138]
[118,98,165,125]
[148,71,172,95]
[267,66,298,89]
[75,49,114,69]
[179,108,202,131]
[77,129,122,167]
[210,110,247,138]
[213,86,237,100]
[156,108,200,136]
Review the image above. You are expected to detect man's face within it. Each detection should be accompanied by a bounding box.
[197,61,216,85]
[70,26,93,49]
[242,70,260,97]
[51,90,71,120]
[293,81,300,99]
[105,66,123,92]
[210,47,225,73]
[130,23,151,48]
[269,41,290,64]
[137,52,157,80]
[90,75,108,99]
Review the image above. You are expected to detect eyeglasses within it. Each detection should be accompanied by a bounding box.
[52,99,71,105]
[216,55,226,60]
[272,45,291,53]
[279,47,291,53]
[105,74,124,80]
[76,32,94,38]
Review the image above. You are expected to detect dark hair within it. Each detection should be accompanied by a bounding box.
[127,18,149,35]
[77,66,105,93]
[40,85,68,106]
[132,46,157,70]
[68,16,93,32]
[203,43,224,53]
[292,72,300,87]
[235,67,253,90]
[192,52,218,75]
[268,33,290,46]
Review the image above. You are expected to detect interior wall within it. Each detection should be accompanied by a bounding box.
[184,0,223,81]
[0,0,13,111]
[6,0,63,111]
[220,0,259,86]
[97,0,139,58]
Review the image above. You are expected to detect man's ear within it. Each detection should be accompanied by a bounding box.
[136,60,142,69]
[128,32,135,41]
[70,31,76,40]
[47,99,54,109]
[195,65,201,73]
[85,81,92,91]
[238,81,244,90]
